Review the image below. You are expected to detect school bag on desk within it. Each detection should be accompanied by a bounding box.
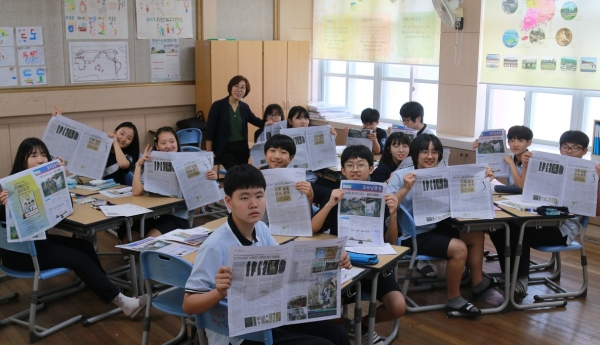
[176,110,207,133]
[348,252,379,265]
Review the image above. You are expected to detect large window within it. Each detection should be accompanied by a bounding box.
[319,60,439,127]
[486,85,600,147]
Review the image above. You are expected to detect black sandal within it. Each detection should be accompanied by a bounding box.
[446,301,481,314]
[472,276,504,299]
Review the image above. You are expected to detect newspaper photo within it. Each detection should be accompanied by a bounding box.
[270,120,288,137]
[42,115,112,179]
[157,226,211,246]
[411,167,451,226]
[523,151,599,216]
[262,168,312,236]
[476,129,508,177]
[0,160,72,241]
[280,126,337,171]
[280,127,310,169]
[448,164,494,219]
[338,181,386,246]
[227,237,346,337]
[346,129,373,151]
[390,124,417,140]
[172,154,222,211]
[250,142,268,169]
[6,208,46,243]
[143,151,203,197]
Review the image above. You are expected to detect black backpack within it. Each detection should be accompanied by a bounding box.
[176,110,207,132]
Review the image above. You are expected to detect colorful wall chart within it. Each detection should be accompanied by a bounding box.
[136,0,193,39]
[312,0,440,64]
[64,0,129,39]
[481,1,600,90]
[69,41,129,83]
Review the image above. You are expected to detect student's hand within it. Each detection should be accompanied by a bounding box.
[402,172,416,191]
[327,189,344,207]
[330,127,337,137]
[503,155,515,166]
[522,151,533,168]
[472,139,479,151]
[295,181,313,201]
[264,120,274,126]
[205,170,218,180]
[385,194,398,216]
[595,163,600,176]
[485,166,495,181]
[52,105,63,117]
[56,157,65,166]
[368,131,377,142]
[0,191,8,206]
[387,126,392,135]
[136,144,153,168]
[215,266,232,298]
[343,127,349,137]
[339,250,352,269]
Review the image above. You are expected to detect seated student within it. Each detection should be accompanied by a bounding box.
[388,101,435,136]
[371,132,412,183]
[343,108,388,154]
[0,138,147,317]
[496,130,600,298]
[183,164,351,345]
[473,125,533,189]
[388,134,501,314]
[311,145,406,344]
[254,104,285,143]
[129,126,218,238]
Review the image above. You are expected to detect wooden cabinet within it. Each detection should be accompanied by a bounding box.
[446,147,476,166]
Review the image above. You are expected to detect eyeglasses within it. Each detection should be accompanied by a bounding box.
[560,145,583,153]
[401,118,411,124]
[343,163,369,171]
[419,149,440,156]
[267,113,282,118]
[392,144,409,152]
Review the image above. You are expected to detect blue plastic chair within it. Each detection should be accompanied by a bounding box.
[125,171,134,186]
[0,222,84,343]
[181,146,201,152]
[140,251,196,345]
[397,205,447,313]
[195,300,273,345]
[529,216,589,300]
[177,128,202,148]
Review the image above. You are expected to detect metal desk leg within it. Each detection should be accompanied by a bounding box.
[353,281,362,345]
[367,272,380,345]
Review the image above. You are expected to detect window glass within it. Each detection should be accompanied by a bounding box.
[488,89,526,130]
[530,92,572,142]
[382,64,411,79]
[380,81,410,120]
[325,60,346,74]
[347,78,374,115]
[414,66,439,81]
[413,83,439,126]
[323,76,346,106]
[349,62,374,76]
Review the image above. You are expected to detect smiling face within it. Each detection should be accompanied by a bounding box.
[265,147,292,169]
[389,142,410,165]
[114,126,134,149]
[25,146,49,169]
[289,112,309,128]
[341,157,374,181]
[507,138,532,156]
[225,187,266,228]
[230,80,247,101]
[416,141,440,169]
[155,132,178,152]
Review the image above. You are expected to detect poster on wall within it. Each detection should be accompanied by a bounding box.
[0,47,16,67]
[136,0,193,39]
[20,66,47,86]
[150,38,180,82]
[69,41,129,83]
[312,0,440,65]
[0,27,14,47]
[64,0,129,39]
[18,46,45,66]
[0,67,18,86]
[16,27,43,46]
[481,1,600,90]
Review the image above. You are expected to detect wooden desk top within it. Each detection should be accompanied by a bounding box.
[69,184,126,196]
[295,233,337,241]
[95,193,184,209]
[203,217,227,230]
[367,245,410,270]
[65,203,117,225]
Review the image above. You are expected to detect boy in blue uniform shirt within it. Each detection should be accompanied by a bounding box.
[344,108,388,154]
[183,164,350,345]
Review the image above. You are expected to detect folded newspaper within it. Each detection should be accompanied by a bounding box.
[115,237,197,257]
[157,226,211,246]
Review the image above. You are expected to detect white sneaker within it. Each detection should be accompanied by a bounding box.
[416,261,438,278]
[362,330,383,345]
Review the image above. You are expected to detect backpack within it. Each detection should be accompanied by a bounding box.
[176,110,207,132]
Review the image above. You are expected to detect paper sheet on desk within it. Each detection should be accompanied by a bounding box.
[99,204,152,217]
[341,267,365,284]
[98,187,133,198]
[346,243,396,255]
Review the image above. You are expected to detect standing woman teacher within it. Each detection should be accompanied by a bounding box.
[205,75,268,169]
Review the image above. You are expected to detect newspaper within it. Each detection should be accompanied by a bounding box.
[115,237,197,256]
[42,115,112,179]
[227,237,346,337]
[523,151,599,216]
[6,208,46,243]
[341,267,365,285]
[346,129,373,151]
[411,167,451,226]
[157,226,211,246]
[448,164,494,219]
[262,168,312,236]
[438,148,451,168]
[250,142,268,168]
[280,127,310,169]
[280,126,337,171]
[99,203,152,217]
[338,181,386,246]
[270,120,288,137]
[476,129,508,177]
[98,186,133,198]
[172,154,222,211]
[390,124,417,140]
[397,157,414,170]
[0,160,72,241]
[143,151,203,197]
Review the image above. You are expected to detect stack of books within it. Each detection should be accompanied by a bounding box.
[308,101,353,120]
[77,178,120,190]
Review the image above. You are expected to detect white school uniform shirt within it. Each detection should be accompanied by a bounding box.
[507,153,523,187]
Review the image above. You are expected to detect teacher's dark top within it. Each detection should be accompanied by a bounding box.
[206,96,263,158]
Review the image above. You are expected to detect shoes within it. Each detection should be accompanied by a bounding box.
[362,330,383,344]
[446,301,481,315]
[472,276,504,299]
[416,261,438,278]
[514,278,529,298]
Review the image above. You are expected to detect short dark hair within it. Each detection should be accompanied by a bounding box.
[263,104,285,124]
[223,164,266,197]
[227,75,251,97]
[11,138,52,174]
[409,134,444,167]
[115,122,140,161]
[341,145,374,168]
[400,101,424,123]
[287,106,309,126]
[360,108,380,124]
[263,134,296,156]
[559,130,589,147]
[380,132,412,168]
[507,125,533,141]
[154,126,181,152]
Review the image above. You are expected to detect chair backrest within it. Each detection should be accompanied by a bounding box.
[140,251,193,288]
[581,216,590,229]
[181,145,201,152]
[177,128,202,147]
[396,204,417,245]
[0,221,35,256]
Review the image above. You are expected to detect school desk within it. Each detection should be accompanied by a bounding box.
[69,184,126,196]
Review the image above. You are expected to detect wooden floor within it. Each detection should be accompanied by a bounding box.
[2,218,600,345]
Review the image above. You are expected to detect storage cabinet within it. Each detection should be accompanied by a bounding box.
[446,147,476,166]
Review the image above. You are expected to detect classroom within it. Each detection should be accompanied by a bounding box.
[1,1,600,344]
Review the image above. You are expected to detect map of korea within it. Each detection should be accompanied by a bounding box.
[522,0,556,31]
[73,49,124,81]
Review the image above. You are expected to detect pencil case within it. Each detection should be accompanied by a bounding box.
[348,252,379,265]
[494,185,522,194]
[536,206,569,216]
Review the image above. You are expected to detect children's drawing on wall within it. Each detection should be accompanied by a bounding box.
[136,0,193,39]
[64,0,129,39]
[0,27,15,47]
[18,46,45,66]
[20,66,47,86]
[16,27,43,46]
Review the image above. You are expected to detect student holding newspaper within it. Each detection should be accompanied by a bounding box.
[371,132,412,183]
[254,104,285,143]
[183,164,351,345]
[388,134,501,315]
[342,108,388,154]
[130,126,218,238]
[0,138,148,317]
